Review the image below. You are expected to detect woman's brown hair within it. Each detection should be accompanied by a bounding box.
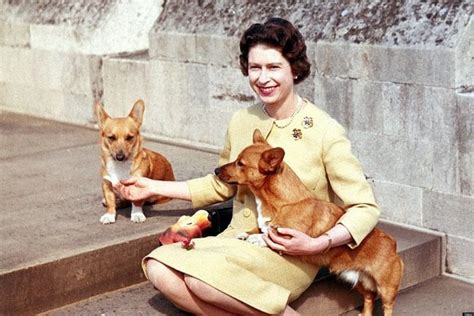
[239,17,311,84]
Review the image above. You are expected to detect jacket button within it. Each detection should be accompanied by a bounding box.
[243,209,251,217]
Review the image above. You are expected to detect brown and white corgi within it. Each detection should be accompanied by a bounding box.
[96,99,175,224]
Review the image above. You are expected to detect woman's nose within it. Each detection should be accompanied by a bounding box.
[258,69,270,83]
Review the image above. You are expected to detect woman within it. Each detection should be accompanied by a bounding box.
[116,17,379,316]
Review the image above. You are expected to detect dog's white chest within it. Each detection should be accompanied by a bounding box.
[105,159,132,185]
[255,197,271,234]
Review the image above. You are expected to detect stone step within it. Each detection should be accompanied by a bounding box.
[44,275,474,316]
[0,111,221,315]
[342,275,474,316]
[293,221,443,315]
[42,221,443,316]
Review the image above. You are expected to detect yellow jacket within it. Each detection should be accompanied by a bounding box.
[187,98,379,247]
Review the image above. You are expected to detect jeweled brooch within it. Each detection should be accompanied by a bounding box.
[292,128,302,140]
[302,116,313,129]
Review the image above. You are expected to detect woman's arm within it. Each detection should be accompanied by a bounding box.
[322,121,380,247]
[263,223,353,256]
[115,126,235,205]
[115,177,191,201]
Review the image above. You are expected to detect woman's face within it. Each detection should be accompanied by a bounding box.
[247,44,295,108]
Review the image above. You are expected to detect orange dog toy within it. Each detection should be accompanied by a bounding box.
[159,210,212,249]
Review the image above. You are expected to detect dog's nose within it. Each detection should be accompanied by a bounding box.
[214,167,220,175]
[116,152,126,161]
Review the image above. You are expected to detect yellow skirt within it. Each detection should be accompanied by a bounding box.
[142,230,319,314]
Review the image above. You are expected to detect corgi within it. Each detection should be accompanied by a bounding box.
[96,99,175,224]
[215,129,403,316]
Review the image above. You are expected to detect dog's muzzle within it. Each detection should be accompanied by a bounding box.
[115,151,126,161]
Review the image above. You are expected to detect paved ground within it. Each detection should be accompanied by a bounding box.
[45,275,474,316]
[0,110,220,274]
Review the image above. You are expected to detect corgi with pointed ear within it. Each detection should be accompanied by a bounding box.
[96,99,175,224]
[215,129,403,316]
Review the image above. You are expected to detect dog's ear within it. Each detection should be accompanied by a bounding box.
[95,102,109,129]
[253,129,267,144]
[129,99,145,126]
[259,147,285,174]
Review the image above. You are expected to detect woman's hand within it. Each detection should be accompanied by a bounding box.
[262,227,330,256]
[114,177,157,201]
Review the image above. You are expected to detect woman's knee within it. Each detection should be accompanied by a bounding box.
[183,275,216,301]
[145,259,181,291]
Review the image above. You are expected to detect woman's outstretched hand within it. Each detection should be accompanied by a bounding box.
[114,177,157,201]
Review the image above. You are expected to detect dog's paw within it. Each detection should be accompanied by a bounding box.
[236,232,249,240]
[100,213,116,224]
[246,234,268,247]
[131,212,146,223]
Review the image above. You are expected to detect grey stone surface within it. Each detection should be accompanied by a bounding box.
[314,42,456,87]
[153,1,472,47]
[372,180,423,226]
[446,236,474,279]
[146,59,229,146]
[455,18,474,87]
[348,130,433,189]
[0,81,95,125]
[0,110,97,159]
[313,75,385,132]
[456,93,474,196]
[150,32,241,68]
[102,57,150,118]
[0,46,33,85]
[44,281,188,316]
[0,44,103,124]
[423,190,474,240]
[52,276,474,316]
[0,21,30,47]
[0,111,219,273]
[343,276,474,316]
[0,0,162,55]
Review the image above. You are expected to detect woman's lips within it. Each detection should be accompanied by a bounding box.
[258,85,277,96]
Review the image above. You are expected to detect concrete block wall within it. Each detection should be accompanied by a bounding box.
[0,0,162,124]
[0,0,472,281]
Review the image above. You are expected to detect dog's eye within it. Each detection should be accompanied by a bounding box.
[107,135,116,141]
[126,135,134,141]
[237,161,244,167]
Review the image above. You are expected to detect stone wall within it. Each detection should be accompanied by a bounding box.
[0,1,472,281]
[0,0,162,124]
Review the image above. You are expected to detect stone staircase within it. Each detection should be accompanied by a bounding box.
[42,221,447,316]
[2,112,472,316]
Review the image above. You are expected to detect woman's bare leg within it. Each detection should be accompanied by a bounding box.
[146,259,235,315]
[184,275,300,315]
[183,275,267,315]
[146,259,300,316]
